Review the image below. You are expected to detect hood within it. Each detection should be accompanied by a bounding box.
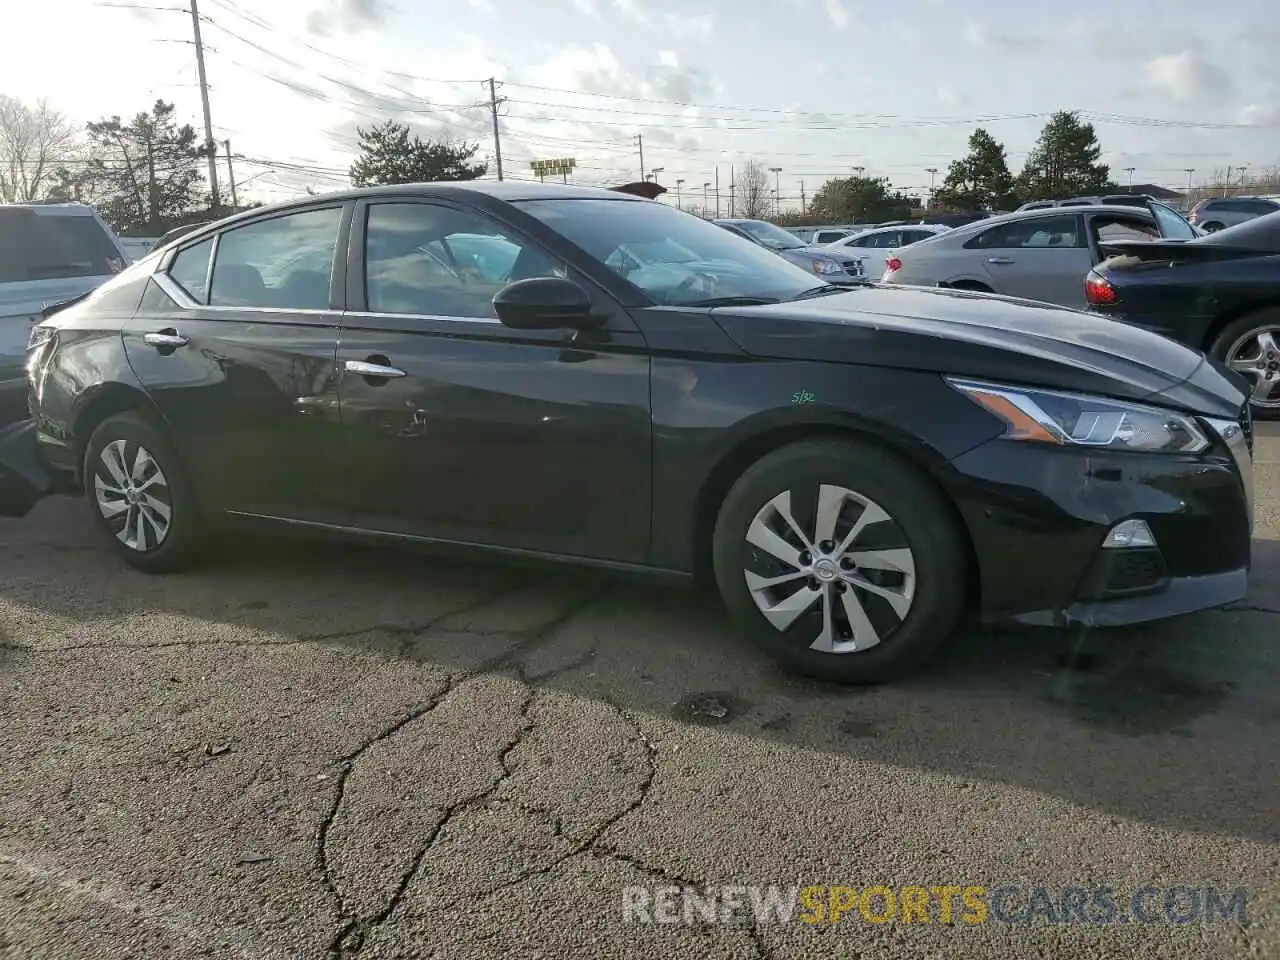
[0,276,110,321]
[710,284,1243,416]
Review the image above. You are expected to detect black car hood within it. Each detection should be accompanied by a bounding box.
[711,284,1243,416]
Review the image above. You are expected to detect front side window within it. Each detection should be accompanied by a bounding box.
[516,198,824,306]
[968,215,1082,249]
[208,207,341,310]
[1150,203,1196,240]
[364,203,563,319]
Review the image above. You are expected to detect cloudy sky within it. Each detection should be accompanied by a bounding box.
[2,0,1278,206]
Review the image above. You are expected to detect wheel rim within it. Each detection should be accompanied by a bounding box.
[1225,326,1280,409]
[742,484,916,655]
[93,439,173,552]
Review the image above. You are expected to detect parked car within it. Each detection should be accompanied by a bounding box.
[1187,197,1280,233]
[0,183,1254,684]
[0,202,129,425]
[822,224,951,277]
[811,227,858,245]
[881,202,1198,308]
[1086,210,1280,417]
[714,218,866,284]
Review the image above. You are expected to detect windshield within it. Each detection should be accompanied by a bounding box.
[0,208,124,284]
[515,199,823,306]
[729,219,807,249]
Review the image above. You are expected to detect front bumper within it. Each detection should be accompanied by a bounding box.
[948,414,1253,628]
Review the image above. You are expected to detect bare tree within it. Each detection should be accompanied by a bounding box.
[0,95,77,202]
[736,159,772,219]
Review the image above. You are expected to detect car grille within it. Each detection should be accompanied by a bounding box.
[1097,547,1167,595]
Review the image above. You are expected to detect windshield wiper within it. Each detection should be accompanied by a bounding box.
[685,295,780,307]
[789,285,852,301]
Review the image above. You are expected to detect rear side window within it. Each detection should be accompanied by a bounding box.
[1093,217,1159,243]
[168,238,213,302]
[967,215,1083,249]
[209,207,341,310]
[0,209,124,284]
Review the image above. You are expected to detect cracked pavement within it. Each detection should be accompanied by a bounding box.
[2,426,1278,959]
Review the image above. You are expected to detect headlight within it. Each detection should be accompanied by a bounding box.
[813,258,842,276]
[947,378,1210,454]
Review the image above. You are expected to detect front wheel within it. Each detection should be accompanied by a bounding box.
[83,411,206,572]
[712,439,968,684]
[1209,308,1280,420]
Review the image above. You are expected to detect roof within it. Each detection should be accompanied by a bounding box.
[951,204,1166,233]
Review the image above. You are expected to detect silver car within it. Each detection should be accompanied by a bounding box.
[880,203,1197,308]
[822,223,951,277]
[1188,196,1280,233]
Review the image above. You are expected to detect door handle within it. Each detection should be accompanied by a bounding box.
[987,257,1015,265]
[143,331,189,348]
[345,359,406,378]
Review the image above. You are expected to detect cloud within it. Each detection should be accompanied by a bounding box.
[467,0,494,12]
[1145,51,1235,102]
[661,13,714,40]
[1238,103,1280,126]
[658,50,678,68]
[611,0,649,26]
[823,0,849,29]
[306,0,393,35]
[572,0,598,14]
[963,21,985,46]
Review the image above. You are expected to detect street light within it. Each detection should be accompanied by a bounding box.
[1124,167,1136,191]
[650,167,664,185]
[1239,164,1249,192]
[1185,168,1195,192]
[925,167,938,206]
[703,181,711,215]
[853,166,865,178]
[769,166,782,213]
[675,178,685,209]
[770,188,778,217]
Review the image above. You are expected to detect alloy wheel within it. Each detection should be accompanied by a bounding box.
[93,439,173,551]
[742,484,916,654]
[1226,326,1280,409]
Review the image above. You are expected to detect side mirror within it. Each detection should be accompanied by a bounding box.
[492,277,602,330]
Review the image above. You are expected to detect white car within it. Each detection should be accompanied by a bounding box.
[823,224,951,278]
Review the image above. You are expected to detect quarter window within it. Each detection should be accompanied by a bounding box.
[364,203,563,319]
[208,207,341,310]
[167,237,213,302]
[967,215,1082,249]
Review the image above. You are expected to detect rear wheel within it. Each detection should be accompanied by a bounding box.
[83,412,206,571]
[1200,221,1225,233]
[1209,308,1280,419]
[712,439,968,683]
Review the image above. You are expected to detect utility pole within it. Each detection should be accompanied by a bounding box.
[728,165,735,217]
[189,0,220,208]
[800,180,806,215]
[488,78,505,181]
[635,135,645,181]
[675,178,684,209]
[714,166,720,218]
[144,127,159,225]
[770,167,782,214]
[703,182,710,216]
[224,140,238,209]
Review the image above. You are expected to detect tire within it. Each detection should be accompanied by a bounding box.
[1208,307,1280,420]
[1201,222,1224,233]
[949,280,992,293]
[83,411,206,572]
[711,438,967,684]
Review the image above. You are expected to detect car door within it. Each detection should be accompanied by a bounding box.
[966,214,1092,306]
[335,197,652,562]
[124,204,349,518]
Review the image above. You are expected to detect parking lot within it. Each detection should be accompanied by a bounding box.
[1,427,1276,960]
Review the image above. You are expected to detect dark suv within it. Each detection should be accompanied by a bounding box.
[1188,197,1280,233]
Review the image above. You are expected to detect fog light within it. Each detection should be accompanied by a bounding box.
[1102,519,1156,549]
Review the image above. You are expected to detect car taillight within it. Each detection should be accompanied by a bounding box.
[1085,270,1118,305]
[885,257,903,273]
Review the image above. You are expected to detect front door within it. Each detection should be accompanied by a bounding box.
[123,205,349,517]
[335,199,652,563]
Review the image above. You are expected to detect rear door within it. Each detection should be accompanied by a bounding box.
[965,214,1092,306]
[335,197,653,562]
[124,204,349,518]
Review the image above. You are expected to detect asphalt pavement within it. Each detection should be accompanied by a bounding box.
[2,427,1277,959]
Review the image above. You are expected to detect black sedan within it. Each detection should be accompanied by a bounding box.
[0,182,1255,683]
[1086,210,1280,417]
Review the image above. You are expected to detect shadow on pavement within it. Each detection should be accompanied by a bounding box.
[2,497,1277,846]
